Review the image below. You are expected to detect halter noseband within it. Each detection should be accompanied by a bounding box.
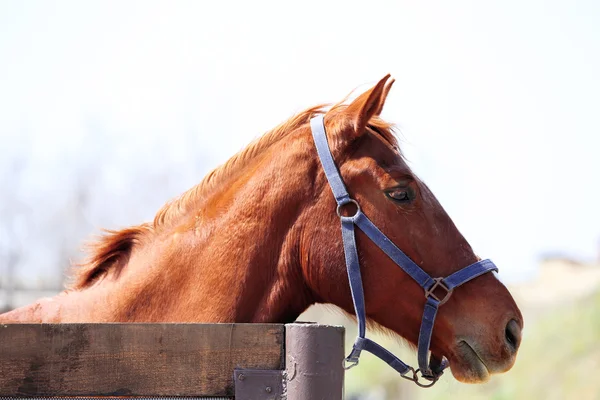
[310,115,498,387]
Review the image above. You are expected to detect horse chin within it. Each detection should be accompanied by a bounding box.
[447,341,491,383]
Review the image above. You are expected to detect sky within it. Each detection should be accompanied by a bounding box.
[1,0,599,284]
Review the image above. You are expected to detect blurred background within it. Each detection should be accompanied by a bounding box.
[1,1,599,398]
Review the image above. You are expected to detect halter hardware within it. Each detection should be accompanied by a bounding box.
[401,367,439,388]
[309,114,498,387]
[336,198,361,218]
[342,356,360,370]
[424,278,453,305]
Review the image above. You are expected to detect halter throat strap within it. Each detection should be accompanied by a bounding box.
[309,115,498,386]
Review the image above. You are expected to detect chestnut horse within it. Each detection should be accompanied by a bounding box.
[0,75,522,383]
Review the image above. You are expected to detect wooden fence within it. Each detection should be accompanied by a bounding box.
[0,322,344,399]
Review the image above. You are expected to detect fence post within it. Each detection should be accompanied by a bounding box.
[285,323,345,400]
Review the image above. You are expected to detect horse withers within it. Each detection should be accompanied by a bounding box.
[0,75,522,384]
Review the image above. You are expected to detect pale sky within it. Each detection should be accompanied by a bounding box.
[1,0,599,284]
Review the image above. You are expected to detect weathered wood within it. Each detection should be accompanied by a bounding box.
[0,323,284,397]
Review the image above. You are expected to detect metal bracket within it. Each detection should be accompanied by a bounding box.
[424,277,453,305]
[234,368,284,400]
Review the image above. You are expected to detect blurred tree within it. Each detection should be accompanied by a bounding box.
[0,158,27,311]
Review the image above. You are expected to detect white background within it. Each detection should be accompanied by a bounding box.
[1,0,599,286]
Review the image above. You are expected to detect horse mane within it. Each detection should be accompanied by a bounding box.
[69,100,398,290]
[152,104,329,228]
[69,105,326,289]
[69,225,152,289]
[153,104,398,229]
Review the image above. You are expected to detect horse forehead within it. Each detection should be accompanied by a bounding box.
[414,178,445,209]
[350,137,408,171]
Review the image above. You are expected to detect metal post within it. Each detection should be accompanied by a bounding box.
[285,323,345,400]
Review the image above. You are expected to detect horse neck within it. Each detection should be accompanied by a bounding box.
[120,140,319,323]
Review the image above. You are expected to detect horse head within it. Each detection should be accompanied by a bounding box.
[300,75,522,383]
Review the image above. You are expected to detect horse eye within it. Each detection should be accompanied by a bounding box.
[386,189,411,203]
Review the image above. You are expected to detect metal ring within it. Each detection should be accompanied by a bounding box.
[413,369,439,388]
[342,357,359,370]
[400,367,439,388]
[336,199,361,218]
[400,367,440,388]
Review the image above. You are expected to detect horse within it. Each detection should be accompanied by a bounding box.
[0,75,522,384]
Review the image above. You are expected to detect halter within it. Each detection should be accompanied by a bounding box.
[310,115,498,387]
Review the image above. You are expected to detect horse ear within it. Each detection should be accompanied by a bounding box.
[345,74,395,135]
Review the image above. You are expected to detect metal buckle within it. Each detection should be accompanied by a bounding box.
[425,278,453,305]
[343,356,359,370]
[336,198,361,218]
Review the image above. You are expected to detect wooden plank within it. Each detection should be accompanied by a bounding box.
[0,323,284,397]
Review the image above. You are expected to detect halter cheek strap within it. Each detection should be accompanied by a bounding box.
[310,115,498,387]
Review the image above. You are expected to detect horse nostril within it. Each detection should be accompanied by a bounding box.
[505,319,521,353]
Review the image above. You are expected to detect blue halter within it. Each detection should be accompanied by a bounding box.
[309,115,498,387]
